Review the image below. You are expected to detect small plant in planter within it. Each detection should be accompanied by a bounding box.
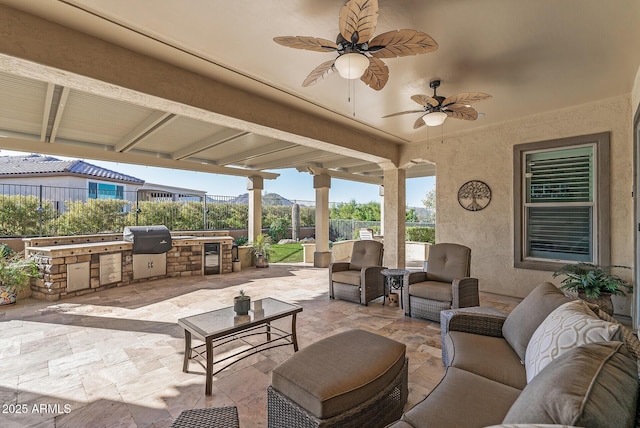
[234,289,251,316]
[552,262,632,315]
[250,233,272,268]
[0,246,39,306]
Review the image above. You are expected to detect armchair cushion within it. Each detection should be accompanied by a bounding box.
[426,243,471,283]
[349,240,383,270]
[502,282,572,362]
[408,281,452,302]
[402,367,520,428]
[444,331,527,390]
[331,270,361,286]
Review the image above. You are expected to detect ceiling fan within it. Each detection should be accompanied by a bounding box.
[273,0,437,91]
[383,80,492,128]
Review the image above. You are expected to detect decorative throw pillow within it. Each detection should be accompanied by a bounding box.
[504,342,638,428]
[524,299,620,383]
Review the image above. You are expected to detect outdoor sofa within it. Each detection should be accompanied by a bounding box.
[387,282,640,428]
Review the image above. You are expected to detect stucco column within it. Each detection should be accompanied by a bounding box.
[313,174,331,267]
[383,168,406,268]
[247,176,263,243]
[379,185,385,236]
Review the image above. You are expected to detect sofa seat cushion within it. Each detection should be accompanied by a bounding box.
[502,282,572,362]
[525,299,621,382]
[444,331,527,390]
[402,367,521,428]
[331,269,361,286]
[503,341,638,428]
[408,281,452,302]
[271,329,406,420]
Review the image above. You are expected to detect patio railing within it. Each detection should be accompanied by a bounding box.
[0,183,431,238]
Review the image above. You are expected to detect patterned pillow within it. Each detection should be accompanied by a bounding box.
[524,299,620,383]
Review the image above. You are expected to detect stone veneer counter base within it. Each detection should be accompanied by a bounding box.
[26,236,233,301]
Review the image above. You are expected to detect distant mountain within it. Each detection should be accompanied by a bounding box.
[208,192,295,206]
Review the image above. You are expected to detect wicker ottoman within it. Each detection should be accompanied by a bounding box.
[170,406,239,428]
[267,329,408,428]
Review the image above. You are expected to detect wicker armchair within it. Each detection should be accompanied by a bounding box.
[403,243,479,321]
[329,240,385,306]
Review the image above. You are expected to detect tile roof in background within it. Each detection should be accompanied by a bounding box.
[0,154,144,183]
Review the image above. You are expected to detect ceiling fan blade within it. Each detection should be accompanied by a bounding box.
[302,60,337,87]
[360,56,388,90]
[445,106,479,121]
[413,116,426,129]
[339,0,379,44]
[273,36,338,52]
[411,94,438,107]
[443,92,492,106]
[369,30,438,58]
[382,109,424,118]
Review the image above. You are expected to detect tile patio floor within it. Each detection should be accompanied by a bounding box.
[0,263,520,428]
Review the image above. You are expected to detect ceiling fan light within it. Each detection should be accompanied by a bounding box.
[422,111,448,126]
[334,53,369,79]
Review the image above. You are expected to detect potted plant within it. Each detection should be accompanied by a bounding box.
[233,289,251,315]
[552,262,632,315]
[0,246,39,306]
[250,233,272,268]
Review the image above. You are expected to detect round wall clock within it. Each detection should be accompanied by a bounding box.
[458,180,491,211]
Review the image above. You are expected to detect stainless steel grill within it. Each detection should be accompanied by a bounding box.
[123,225,172,254]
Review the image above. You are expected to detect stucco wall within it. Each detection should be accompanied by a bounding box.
[633,65,640,119]
[401,94,633,304]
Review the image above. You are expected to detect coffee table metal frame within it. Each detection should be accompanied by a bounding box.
[178,297,302,395]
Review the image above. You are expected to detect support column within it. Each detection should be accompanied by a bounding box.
[247,176,263,243]
[379,185,385,236]
[383,168,406,269]
[313,174,331,267]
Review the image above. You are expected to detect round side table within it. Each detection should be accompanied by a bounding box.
[380,269,409,309]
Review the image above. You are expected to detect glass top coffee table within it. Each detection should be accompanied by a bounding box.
[178,297,303,395]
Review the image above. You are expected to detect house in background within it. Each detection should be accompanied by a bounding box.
[137,182,206,202]
[0,154,205,210]
[0,154,144,209]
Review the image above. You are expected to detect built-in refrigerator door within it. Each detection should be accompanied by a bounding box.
[204,242,220,275]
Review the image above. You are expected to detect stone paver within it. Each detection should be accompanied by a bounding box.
[0,263,517,427]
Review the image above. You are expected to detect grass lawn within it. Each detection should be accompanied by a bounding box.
[269,243,303,263]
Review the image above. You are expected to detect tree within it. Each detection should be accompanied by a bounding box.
[330,200,381,221]
[422,189,436,223]
[406,208,419,222]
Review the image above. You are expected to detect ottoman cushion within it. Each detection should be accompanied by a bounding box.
[271,329,406,419]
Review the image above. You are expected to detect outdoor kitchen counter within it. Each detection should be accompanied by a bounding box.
[26,236,233,256]
[26,241,132,257]
[26,236,235,301]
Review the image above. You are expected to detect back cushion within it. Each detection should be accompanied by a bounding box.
[524,299,621,382]
[503,341,638,428]
[502,282,572,362]
[349,240,383,270]
[426,243,471,282]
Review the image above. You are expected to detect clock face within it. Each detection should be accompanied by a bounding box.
[458,180,491,211]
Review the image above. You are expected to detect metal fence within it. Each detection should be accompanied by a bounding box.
[328,219,435,242]
[0,183,430,238]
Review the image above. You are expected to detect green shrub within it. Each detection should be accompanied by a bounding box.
[53,199,131,235]
[269,218,289,242]
[406,226,435,243]
[234,236,248,246]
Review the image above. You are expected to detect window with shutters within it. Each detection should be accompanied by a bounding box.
[514,133,610,271]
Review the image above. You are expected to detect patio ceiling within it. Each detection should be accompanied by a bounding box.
[0,0,639,185]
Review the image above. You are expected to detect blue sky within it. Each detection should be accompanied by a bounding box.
[1,149,434,207]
